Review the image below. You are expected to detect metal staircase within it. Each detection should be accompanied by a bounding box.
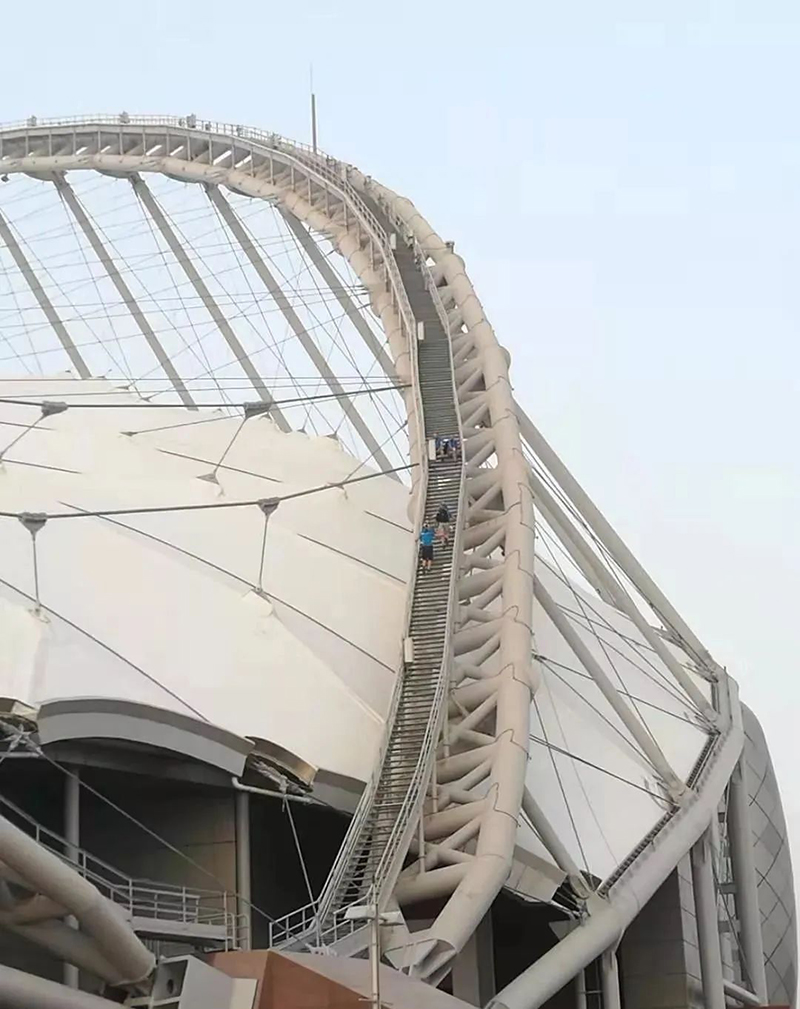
[269,214,465,951]
[0,793,241,949]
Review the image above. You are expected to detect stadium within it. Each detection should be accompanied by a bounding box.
[0,115,794,1009]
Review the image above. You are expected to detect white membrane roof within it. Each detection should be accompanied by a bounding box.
[0,377,712,883]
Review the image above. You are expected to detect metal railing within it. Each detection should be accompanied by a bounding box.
[0,793,242,948]
[268,200,466,950]
[0,114,418,365]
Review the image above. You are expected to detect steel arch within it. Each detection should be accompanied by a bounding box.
[0,116,766,1009]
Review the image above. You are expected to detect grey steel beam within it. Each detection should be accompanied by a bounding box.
[0,964,120,1009]
[528,462,718,725]
[0,211,90,379]
[601,948,621,1009]
[235,791,252,951]
[54,176,195,408]
[130,175,290,431]
[534,578,686,801]
[206,186,396,475]
[521,787,589,897]
[516,404,719,675]
[728,758,768,1001]
[279,207,397,379]
[691,828,726,1009]
[63,772,80,990]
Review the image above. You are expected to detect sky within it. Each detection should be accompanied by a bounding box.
[2,0,799,888]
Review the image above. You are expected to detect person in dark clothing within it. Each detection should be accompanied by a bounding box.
[435,503,451,545]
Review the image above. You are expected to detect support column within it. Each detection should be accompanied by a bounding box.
[54,175,194,408]
[207,186,396,474]
[601,947,621,1009]
[130,175,290,430]
[64,770,80,989]
[574,969,587,1009]
[0,211,90,379]
[690,827,725,1009]
[450,912,495,1006]
[728,758,768,1001]
[235,791,252,951]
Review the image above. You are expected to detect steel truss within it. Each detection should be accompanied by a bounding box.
[0,116,768,1009]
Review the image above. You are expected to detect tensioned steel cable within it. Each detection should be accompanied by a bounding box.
[538,525,668,754]
[0,382,408,410]
[0,461,417,522]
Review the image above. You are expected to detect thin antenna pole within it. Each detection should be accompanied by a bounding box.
[310,65,318,153]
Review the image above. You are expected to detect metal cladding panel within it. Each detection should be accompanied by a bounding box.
[742,705,797,1007]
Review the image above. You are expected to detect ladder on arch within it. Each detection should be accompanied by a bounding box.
[269,208,465,950]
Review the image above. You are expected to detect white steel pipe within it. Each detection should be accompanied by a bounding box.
[691,827,726,1009]
[522,788,588,896]
[723,979,763,1007]
[0,965,120,1009]
[601,947,621,1009]
[488,678,742,1009]
[64,769,81,990]
[727,757,768,1002]
[235,791,252,951]
[0,815,154,985]
[516,408,719,675]
[535,579,685,799]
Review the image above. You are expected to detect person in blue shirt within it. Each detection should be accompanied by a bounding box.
[419,523,435,571]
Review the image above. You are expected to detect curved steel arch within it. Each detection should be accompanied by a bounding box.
[0,115,535,983]
[0,116,766,1009]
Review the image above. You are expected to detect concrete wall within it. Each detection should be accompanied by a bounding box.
[621,859,703,1009]
[80,770,237,893]
[742,706,797,1007]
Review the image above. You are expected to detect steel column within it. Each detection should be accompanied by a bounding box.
[207,186,396,474]
[601,947,621,1009]
[130,176,290,429]
[691,828,726,1009]
[235,791,252,951]
[64,771,80,990]
[728,757,768,1001]
[535,579,685,799]
[516,407,718,674]
[0,211,90,379]
[279,208,396,378]
[53,176,194,407]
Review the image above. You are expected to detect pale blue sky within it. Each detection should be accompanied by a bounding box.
[3,1,799,863]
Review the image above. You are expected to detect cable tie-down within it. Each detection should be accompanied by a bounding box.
[39,401,68,418]
[18,512,48,536]
[18,513,48,615]
[243,401,271,419]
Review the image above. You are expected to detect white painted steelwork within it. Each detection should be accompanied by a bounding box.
[0,115,781,1009]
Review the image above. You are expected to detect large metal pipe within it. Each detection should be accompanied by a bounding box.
[0,964,120,1009]
[727,757,768,1002]
[515,407,718,675]
[0,815,154,985]
[534,578,685,800]
[691,828,726,1009]
[64,771,81,989]
[235,791,252,951]
[488,679,743,1009]
[601,947,621,1009]
[521,788,589,897]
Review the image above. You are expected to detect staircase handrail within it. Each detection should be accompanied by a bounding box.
[0,792,233,925]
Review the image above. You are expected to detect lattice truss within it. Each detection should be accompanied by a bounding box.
[0,160,407,471]
[0,119,757,1009]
